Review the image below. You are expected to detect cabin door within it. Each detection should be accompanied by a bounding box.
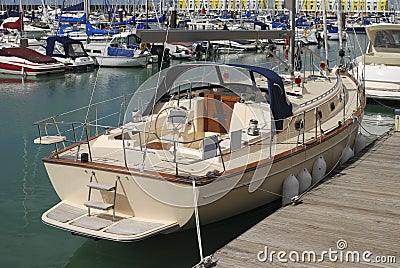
[204,94,239,133]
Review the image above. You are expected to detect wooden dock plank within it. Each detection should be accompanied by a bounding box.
[213,131,400,267]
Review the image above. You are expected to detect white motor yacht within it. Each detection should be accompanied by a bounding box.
[354,23,400,101]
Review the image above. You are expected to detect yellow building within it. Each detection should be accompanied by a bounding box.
[377,0,388,11]
[303,0,317,11]
[178,0,189,9]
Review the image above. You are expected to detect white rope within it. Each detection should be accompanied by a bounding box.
[192,180,204,261]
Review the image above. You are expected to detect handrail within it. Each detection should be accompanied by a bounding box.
[121,126,231,176]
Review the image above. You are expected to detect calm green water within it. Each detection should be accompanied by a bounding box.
[0,35,396,267]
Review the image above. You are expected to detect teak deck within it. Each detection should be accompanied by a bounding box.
[213,131,400,267]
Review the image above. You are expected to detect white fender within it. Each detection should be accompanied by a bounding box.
[298,168,312,194]
[312,155,327,184]
[282,174,299,206]
[340,145,354,165]
[353,133,366,155]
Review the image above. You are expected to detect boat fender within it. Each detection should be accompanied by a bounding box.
[312,155,326,184]
[353,133,366,155]
[298,168,312,194]
[282,174,299,206]
[340,145,354,165]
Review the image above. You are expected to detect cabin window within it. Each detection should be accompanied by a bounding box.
[374,30,400,52]
[67,43,87,57]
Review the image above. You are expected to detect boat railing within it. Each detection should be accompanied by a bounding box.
[298,74,342,109]
[33,93,133,159]
[121,126,227,177]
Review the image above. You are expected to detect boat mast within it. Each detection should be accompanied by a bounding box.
[321,0,329,66]
[84,0,90,21]
[337,0,345,66]
[287,0,296,76]
[19,0,25,46]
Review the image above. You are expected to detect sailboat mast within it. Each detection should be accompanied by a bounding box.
[337,0,343,50]
[322,0,329,66]
[84,0,90,21]
[288,0,296,76]
[19,0,24,33]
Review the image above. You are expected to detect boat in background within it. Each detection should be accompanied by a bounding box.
[165,42,194,59]
[0,47,65,75]
[85,31,150,67]
[354,23,400,101]
[40,36,95,71]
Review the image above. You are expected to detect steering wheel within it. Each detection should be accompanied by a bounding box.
[154,106,196,145]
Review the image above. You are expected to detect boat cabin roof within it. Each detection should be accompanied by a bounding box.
[0,47,57,63]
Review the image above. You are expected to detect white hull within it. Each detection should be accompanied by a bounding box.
[362,64,400,100]
[54,56,95,70]
[93,55,148,67]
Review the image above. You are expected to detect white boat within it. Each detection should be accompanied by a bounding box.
[211,39,258,50]
[34,60,365,242]
[165,42,194,59]
[320,25,348,41]
[0,16,50,40]
[0,47,65,75]
[354,23,400,101]
[85,32,150,67]
[38,36,95,71]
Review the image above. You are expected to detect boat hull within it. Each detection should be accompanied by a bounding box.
[0,57,65,76]
[93,55,148,67]
[41,115,360,240]
[357,62,400,100]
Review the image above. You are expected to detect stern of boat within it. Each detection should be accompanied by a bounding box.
[42,201,179,242]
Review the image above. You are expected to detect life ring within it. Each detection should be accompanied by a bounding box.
[139,43,146,50]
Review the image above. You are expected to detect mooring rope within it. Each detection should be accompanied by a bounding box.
[192,180,204,261]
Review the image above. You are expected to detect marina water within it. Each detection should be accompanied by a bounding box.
[0,34,395,267]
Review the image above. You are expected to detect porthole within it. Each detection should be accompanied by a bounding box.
[330,102,335,111]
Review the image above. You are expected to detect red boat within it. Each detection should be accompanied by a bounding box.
[0,47,65,76]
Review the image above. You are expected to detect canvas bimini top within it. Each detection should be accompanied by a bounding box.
[45,36,89,58]
[125,63,293,130]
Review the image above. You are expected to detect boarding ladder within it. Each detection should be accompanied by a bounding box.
[85,172,120,221]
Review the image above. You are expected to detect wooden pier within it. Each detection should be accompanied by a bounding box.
[213,131,400,267]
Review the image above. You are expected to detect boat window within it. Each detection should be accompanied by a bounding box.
[373,30,400,52]
[110,36,127,47]
[127,35,140,46]
[67,43,88,57]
